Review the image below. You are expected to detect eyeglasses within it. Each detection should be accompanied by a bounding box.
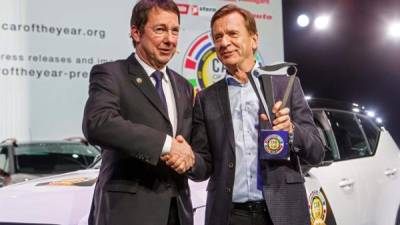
[150,25,180,36]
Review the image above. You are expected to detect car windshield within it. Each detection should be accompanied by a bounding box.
[14,143,99,174]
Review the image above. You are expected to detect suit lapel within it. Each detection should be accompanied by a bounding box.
[167,68,183,134]
[127,54,170,122]
[259,75,275,129]
[216,81,235,154]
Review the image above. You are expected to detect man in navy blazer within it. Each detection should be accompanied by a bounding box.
[82,1,195,225]
[187,4,325,225]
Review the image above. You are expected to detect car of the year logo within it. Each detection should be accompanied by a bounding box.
[0,99,399,225]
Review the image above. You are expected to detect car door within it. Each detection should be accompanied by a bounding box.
[354,114,400,225]
[311,109,364,225]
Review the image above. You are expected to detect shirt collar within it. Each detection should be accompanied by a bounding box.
[224,64,260,86]
[134,53,169,82]
[225,76,243,87]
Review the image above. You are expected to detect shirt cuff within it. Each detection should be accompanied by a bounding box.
[161,135,172,155]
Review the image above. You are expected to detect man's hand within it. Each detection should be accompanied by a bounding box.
[260,100,294,134]
[160,135,194,174]
[272,100,294,133]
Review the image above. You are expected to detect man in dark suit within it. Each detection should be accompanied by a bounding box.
[82,1,195,225]
[187,4,325,225]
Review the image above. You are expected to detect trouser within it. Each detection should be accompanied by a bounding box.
[229,201,273,225]
[167,197,180,225]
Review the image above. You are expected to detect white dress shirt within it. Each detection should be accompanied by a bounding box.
[225,66,264,202]
[134,54,177,154]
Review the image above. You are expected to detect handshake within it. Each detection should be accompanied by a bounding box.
[160,135,195,174]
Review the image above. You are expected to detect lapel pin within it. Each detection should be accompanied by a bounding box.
[136,78,143,84]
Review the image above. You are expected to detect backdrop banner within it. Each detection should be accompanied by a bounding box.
[0,0,283,141]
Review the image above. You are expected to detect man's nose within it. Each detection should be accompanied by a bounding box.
[164,31,178,43]
[219,36,230,47]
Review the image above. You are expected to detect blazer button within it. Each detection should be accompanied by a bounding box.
[225,187,231,193]
[228,162,234,169]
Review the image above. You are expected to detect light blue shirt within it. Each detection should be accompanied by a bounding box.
[225,68,264,202]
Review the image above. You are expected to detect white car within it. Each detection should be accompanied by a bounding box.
[308,99,400,225]
[0,99,399,225]
[0,138,100,187]
[0,159,329,225]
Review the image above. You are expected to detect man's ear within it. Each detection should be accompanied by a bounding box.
[130,25,141,44]
[251,33,259,52]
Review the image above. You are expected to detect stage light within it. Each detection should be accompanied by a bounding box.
[314,15,330,30]
[376,117,383,124]
[297,14,310,27]
[387,22,400,38]
[366,110,376,117]
[352,108,360,113]
[304,95,312,100]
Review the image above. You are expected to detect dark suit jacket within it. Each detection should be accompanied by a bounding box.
[82,53,194,225]
[189,75,324,225]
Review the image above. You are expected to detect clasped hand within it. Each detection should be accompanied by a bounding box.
[160,135,194,174]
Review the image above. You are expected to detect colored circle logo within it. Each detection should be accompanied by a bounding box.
[182,32,264,90]
[264,134,284,154]
[309,190,327,225]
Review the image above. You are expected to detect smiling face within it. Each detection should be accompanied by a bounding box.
[211,12,258,73]
[131,7,179,70]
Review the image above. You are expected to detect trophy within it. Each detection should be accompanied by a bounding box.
[248,63,298,160]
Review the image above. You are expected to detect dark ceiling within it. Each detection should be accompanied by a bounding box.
[282,0,400,145]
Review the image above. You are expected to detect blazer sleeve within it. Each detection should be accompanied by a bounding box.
[290,77,325,165]
[82,64,166,166]
[187,93,213,182]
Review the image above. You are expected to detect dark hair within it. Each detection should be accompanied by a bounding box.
[210,4,257,35]
[130,0,180,32]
